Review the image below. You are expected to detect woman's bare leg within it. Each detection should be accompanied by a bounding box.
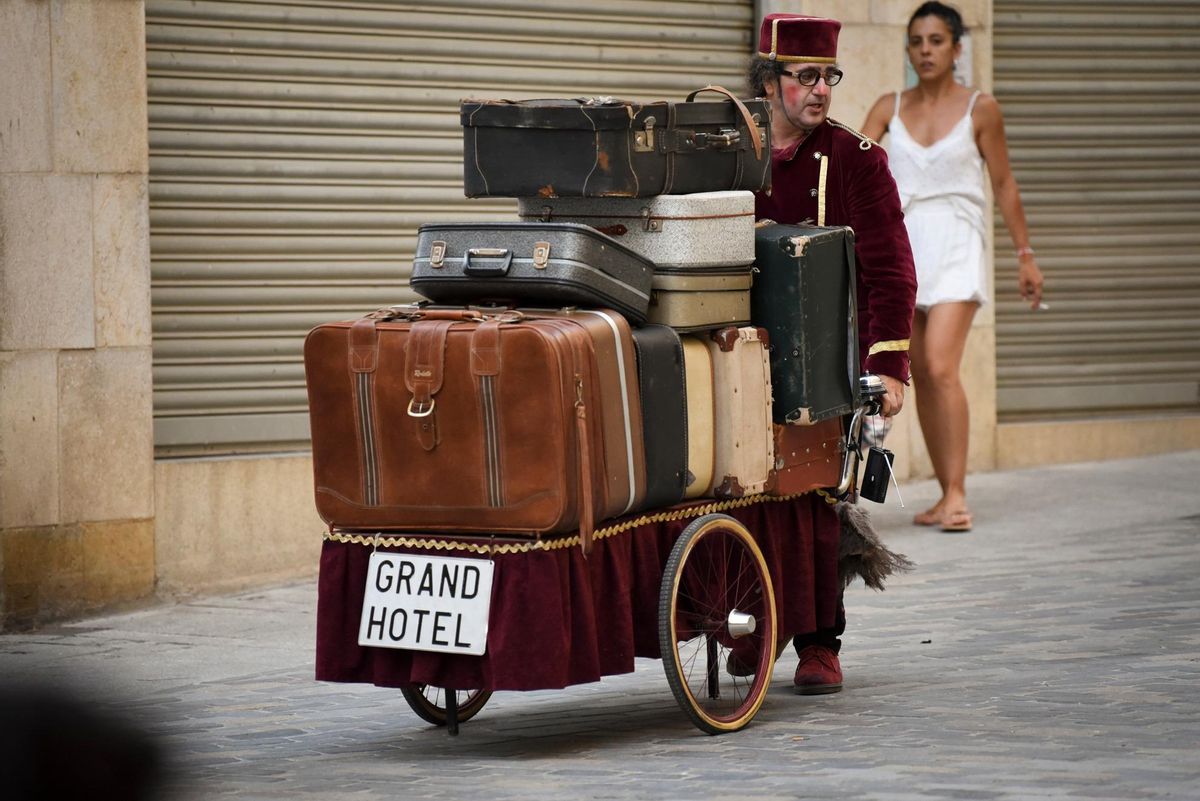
[910,301,978,524]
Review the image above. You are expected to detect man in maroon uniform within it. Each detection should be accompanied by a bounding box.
[749,14,917,694]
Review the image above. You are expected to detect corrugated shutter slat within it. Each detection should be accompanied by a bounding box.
[147,0,754,454]
[994,1,1200,419]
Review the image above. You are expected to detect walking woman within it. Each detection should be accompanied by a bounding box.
[861,1,1044,532]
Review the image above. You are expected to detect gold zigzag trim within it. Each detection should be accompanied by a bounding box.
[323,490,839,555]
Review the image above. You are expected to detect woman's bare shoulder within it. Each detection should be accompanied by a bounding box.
[970,91,1003,120]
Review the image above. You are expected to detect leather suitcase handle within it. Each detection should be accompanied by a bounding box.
[368,306,485,322]
[684,85,764,161]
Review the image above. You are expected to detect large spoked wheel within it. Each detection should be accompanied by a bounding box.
[659,513,777,734]
[400,684,492,735]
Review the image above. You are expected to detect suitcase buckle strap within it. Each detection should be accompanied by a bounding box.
[405,320,455,450]
[406,398,436,418]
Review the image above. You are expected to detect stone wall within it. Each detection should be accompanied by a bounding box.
[0,0,154,629]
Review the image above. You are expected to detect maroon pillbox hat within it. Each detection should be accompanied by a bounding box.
[757,13,841,63]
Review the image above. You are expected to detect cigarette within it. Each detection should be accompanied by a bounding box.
[1037,302,1050,311]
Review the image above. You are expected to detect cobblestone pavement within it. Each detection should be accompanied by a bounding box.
[3,451,1199,800]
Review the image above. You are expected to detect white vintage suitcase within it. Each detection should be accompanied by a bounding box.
[647,268,753,331]
[680,336,715,499]
[705,326,774,499]
[518,191,756,269]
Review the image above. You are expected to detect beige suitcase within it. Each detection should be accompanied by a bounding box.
[647,269,753,332]
[705,326,774,499]
[680,336,715,499]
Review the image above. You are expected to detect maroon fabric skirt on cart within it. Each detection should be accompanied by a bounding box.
[315,492,841,692]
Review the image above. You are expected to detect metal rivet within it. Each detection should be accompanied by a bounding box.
[813,151,822,159]
[810,188,818,197]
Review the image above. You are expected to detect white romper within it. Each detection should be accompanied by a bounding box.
[888,90,988,311]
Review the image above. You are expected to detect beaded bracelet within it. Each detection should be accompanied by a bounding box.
[1016,246,1035,258]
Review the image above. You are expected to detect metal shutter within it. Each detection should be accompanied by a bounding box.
[146,0,754,455]
[993,1,1200,419]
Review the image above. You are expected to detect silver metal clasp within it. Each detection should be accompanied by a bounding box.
[532,241,551,269]
[429,240,446,268]
[634,115,656,152]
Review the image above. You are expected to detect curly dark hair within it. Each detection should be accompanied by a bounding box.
[747,56,782,97]
[908,1,967,43]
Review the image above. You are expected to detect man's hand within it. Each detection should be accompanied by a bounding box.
[878,374,905,417]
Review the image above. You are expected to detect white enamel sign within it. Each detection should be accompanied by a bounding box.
[358,552,494,655]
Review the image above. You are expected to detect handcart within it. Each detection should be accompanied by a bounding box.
[314,381,885,736]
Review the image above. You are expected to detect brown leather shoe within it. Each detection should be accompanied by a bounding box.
[793,645,843,694]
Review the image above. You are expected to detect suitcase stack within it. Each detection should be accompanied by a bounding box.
[304,86,860,549]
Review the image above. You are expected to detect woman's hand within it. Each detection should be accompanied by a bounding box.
[1018,254,1044,309]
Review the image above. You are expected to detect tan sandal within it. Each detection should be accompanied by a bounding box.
[940,510,973,532]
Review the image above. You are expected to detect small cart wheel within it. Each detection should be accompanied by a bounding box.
[400,684,492,731]
[659,513,777,734]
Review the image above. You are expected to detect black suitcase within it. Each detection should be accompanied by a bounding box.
[751,223,860,425]
[631,325,688,511]
[410,222,654,325]
[460,87,771,198]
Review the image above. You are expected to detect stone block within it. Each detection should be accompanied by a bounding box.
[962,324,997,473]
[58,348,154,523]
[998,416,1200,471]
[155,455,323,596]
[94,174,152,347]
[0,0,53,172]
[0,351,60,528]
[871,0,988,29]
[835,24,908,131]
[1,524,85,628]
[50,0,148,174]
[80,518,155,607]
[0,174,95,350]
[902,323,997,483]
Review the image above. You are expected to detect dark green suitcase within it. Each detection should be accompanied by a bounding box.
[751,223,859,425]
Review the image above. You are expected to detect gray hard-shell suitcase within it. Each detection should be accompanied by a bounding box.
[751,223,859,425]
[410,222,654,325]
[461,88,771,198]
[518,191,756,269]
[630,325,688,511]
[647,268,753,332]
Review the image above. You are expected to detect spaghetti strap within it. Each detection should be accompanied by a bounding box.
[966,90,982,116]
[893,91,902,118]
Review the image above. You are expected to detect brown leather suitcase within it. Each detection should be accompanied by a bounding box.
[303,306,641,551]
[516,308,647,518]
[766,417,844,496]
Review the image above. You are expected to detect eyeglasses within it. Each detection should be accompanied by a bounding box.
[778,67,844,87]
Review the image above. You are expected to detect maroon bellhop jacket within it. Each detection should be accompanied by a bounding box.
[756,119,918,383]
